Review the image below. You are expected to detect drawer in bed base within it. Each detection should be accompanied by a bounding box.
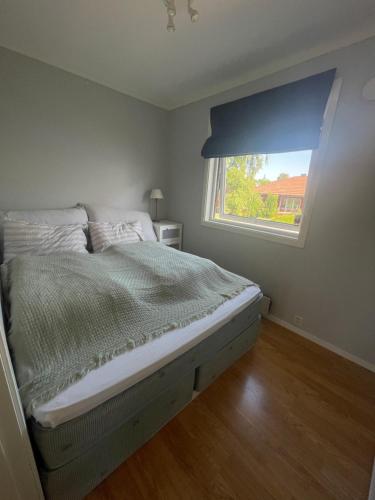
[195,317,260,392]
[39,370,195,500]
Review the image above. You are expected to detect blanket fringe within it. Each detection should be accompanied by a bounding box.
[25,284,253,415]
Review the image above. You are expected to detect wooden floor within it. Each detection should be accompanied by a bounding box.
[87,319,375,500]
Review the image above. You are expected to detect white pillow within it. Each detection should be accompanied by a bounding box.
[1,206,89,263]
[5,207,88,226]
[3,219,88,262]
[89,221,145,253]
[84,205,156,242]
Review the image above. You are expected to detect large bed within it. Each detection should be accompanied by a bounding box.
[0,206,262,500]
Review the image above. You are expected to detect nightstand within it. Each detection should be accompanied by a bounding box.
[153,220,183,250]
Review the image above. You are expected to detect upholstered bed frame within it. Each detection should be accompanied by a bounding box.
[0,206,262,499]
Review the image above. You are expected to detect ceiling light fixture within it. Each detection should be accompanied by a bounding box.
[162,0,199,32]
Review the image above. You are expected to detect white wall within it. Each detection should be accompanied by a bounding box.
[0,47,168,216]
[167,37,375,367]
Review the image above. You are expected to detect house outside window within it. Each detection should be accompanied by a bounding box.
[256,174,308,217]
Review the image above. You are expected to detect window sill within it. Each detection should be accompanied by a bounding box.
[201,218,306,248]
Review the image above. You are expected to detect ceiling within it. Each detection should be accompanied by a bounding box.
[1,0,375,109]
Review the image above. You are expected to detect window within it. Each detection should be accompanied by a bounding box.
[203,151,311,241]
[213,150,311,222]
[202,78,342,248]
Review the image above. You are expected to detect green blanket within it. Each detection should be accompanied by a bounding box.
[4,241,254,414]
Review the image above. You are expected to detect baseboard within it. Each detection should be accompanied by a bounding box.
[266,314,375,373]
[369,459,375,500]
[192,390,200,400]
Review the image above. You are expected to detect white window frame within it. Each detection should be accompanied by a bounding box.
[283,197,301,212]
[201,77,342,248]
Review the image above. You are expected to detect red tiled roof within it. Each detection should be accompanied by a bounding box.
[256,175,307,197]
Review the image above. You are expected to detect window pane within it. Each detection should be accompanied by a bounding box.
[212,151,312,230]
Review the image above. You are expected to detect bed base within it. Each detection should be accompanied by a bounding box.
[32,297,262,500]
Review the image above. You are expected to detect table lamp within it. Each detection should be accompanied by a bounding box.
[150,188,164,221]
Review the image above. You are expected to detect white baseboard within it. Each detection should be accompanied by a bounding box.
[369,459,375,500]
[192,390,200,400]
[266,314,375,374]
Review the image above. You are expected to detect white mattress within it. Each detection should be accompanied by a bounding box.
[33,286,261,428]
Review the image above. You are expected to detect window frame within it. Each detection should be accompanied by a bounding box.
[201,77,342,248]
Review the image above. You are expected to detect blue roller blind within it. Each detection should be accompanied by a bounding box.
[201,69,336,159]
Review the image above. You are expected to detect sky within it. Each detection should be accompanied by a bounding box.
[255,150,312,181]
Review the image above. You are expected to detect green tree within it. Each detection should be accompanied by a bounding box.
[256,176,272,186]
[226,155,265,179]
[224,155,267,218]
[277,172,289,180]
[259,194,278,218]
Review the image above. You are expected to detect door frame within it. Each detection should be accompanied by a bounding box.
[0,299,44,500]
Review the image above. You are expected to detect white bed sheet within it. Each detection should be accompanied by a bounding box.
[33,286,261,428]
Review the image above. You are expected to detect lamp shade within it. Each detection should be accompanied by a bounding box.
[150,188,164,200]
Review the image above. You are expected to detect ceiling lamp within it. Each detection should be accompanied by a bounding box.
[163,0,199,32]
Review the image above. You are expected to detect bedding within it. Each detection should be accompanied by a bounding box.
[33,286,261,427]
[89,220,144,252]
[4,241,254,415]
[3,219,88,262]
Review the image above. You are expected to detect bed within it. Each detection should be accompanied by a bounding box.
[0,206,262,500]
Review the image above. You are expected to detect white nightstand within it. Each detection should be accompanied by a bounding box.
[153,220,183,250]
